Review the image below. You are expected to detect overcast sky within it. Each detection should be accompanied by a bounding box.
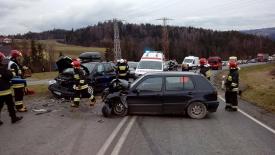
[1,0,275,35]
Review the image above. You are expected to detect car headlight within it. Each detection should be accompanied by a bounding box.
[48,80,56,85]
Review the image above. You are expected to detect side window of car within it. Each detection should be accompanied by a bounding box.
[97,64,104,73]
[165,76,194,91]
[104,63,114,73]
[136,77,162,92]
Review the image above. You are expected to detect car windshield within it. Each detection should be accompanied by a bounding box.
[82,63,96,73]
[128,62,138,69]
[137,61,162,70]
[183,59,193,63]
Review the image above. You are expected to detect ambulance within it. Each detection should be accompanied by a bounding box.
[135,51,166,77]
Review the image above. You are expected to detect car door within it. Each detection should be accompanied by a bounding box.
[93,63,106,91]
[162,76,195,114]
[104,63,116,84]
[127,76,163,114]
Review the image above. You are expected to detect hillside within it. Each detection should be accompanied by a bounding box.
[241,27,275,41]
[14,21,275,61]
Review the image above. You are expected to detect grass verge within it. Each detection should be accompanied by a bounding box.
[215,63,275,113]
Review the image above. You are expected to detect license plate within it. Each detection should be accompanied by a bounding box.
[53,91,61,96]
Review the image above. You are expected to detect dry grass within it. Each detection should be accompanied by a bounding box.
[31,71,58,80]
[240,63,275,112]
[38,40,106,60]
[214,63,275,112]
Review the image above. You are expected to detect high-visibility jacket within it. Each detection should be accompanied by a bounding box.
[8,59,23,78]
[116,63,129,76]
[199,65,211,79]
[0,62,13,96]
[73,68,89,90]
[225,68,239,92]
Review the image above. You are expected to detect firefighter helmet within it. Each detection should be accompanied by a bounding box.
[199,58,207,65]
[0,52,5,61]
[119,59,125,63]
[71,60,81,68]
[11,50,22,58]
[229,60,237,68]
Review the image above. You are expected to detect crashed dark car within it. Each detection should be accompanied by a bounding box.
[48,56,116,99]
[102,72,219,119]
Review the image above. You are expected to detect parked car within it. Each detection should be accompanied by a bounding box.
[248,59,257,63]
[222,61,228,66]
[102,72,219,119]
[48,57,116,99]
[128,61,138,78]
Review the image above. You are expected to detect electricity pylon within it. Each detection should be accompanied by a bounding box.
[157,17,173,60]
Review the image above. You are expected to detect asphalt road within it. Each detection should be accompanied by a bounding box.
[0,62,274,155]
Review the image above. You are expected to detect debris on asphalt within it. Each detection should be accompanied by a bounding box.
[97,119,104,123]
[32,109,52,115]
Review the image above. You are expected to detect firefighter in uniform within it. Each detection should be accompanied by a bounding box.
[0,52,23,125]
[8,50,27,112]
[199,58,211,80]
[225,60,239,111]
[116,59,129,80]
[71,60,96,108]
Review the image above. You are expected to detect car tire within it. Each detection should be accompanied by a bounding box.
[102,104,112,117]
[187,102,207,119]
[112,101,128,117]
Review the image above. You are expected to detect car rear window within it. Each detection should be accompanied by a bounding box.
[165,76,194,91]
[194,76,215,90]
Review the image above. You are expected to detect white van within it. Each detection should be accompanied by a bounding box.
[182,56,199,70]
[135,51,165,77]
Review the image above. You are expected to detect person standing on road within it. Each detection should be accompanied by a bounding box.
[199,58,211,80]
[71,59,96,108]
[0,52,23,125]
[225,60,239,111]
[116,59,129,80]
[8,50,27,112]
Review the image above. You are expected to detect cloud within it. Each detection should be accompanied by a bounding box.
[0,0,275,35]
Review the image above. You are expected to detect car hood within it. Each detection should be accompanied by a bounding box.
[56,56,73,73]
[135,69,162,75]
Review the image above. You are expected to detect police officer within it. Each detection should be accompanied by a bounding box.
[116,59,129,80]
[199,58,211,80]
[0,52,23,125]
[8,50,27,112]
[225,60,239,111]
[71,59,96,108]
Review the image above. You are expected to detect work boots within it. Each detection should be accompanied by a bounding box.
[71,102,80,108]
[90,96,96,107]
[11,116,23,124]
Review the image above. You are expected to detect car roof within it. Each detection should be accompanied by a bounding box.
[145,71,198,76]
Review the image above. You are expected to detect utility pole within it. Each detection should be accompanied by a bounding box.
[113,19,122,61]
[157,17,173,60]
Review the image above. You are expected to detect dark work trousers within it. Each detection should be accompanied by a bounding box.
[14,87,24,110]
[0,94,17,120]
[225,91,238,106]
[73,88,94,105]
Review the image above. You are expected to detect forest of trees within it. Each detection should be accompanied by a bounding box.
[13,21,275,62]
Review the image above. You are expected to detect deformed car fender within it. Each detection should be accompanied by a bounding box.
[105,92,128,109]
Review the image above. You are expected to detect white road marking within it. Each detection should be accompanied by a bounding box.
[111,116,137,155]
[218,95,275,134]
[96,116,129,155]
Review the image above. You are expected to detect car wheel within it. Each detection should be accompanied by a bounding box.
[102,104,112,117]
[112,101,128,116]
[187,102,207,119]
